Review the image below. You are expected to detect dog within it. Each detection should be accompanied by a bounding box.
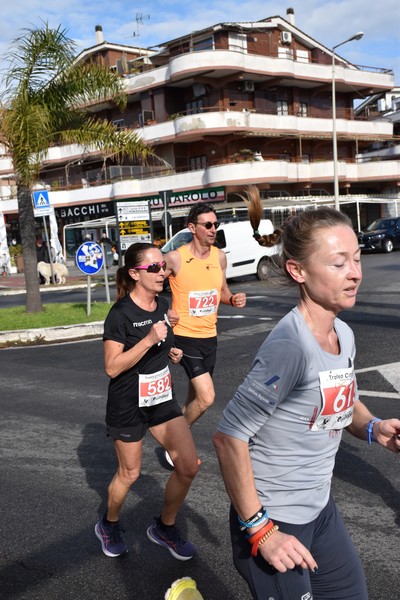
[37,261,69,285]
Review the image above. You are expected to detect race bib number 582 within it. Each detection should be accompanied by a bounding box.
[139,366,172,407]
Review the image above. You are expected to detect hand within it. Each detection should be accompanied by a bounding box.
[168,347,183,363]
[231,293,246,308]
[167,308,180,327]
[148,320,168,346]
[258,530,318,574]
[373,419,400,453]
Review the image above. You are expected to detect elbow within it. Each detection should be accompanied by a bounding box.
[105,364,120,379]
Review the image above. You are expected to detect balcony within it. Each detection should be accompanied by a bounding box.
[125,49,394,96]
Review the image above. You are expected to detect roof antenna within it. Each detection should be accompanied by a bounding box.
[133,13,150,56]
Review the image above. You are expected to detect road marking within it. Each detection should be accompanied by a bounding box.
[356,361,400,400]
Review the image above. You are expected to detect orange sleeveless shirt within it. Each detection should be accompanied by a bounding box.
[169,245,223,338]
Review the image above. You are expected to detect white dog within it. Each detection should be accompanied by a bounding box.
[37,261,69,285]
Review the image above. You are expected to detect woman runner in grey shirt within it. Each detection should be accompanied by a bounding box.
[213,189,400,600]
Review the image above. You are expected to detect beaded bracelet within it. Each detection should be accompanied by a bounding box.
[247,519,276,548]
[253,525,279,556]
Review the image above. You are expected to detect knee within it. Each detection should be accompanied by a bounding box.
[118,465,140,487]
[197,388,215,412]
[175,457,199,481]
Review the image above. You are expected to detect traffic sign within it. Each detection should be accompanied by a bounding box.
[115,200,153,252]
[75,242,104,275]
[32,190,51,216]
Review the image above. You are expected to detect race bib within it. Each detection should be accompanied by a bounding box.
[138,366,172,407]
[311,366,356,431]
[188,289,218,317]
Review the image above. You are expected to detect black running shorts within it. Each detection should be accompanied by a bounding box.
[107,399,182,442]
[174,335,218,379]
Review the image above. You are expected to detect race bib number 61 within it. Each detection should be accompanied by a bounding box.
[311,367,356,431]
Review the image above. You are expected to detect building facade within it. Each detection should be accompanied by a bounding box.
[1,9,398,255]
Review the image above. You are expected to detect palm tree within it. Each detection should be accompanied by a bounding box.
[0,22,156,312]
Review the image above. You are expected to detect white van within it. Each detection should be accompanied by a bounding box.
[161,219,280,280]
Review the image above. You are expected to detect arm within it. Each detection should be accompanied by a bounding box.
[164,249,181,278]
[104,320,168,379]
[218,249,246,308]
[346,400,400,452]
[213,430,318,573]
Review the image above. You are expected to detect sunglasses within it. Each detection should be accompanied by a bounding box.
[194,221,220,230]
[133,261,167,273]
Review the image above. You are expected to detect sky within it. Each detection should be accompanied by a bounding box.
[0,0,399,85]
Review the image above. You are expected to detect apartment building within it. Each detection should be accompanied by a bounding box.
[1,9,397,255]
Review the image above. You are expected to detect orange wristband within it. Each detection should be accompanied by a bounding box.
[247,519,274,545]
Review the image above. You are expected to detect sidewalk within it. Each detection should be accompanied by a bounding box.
[0,263,116,345]
[0,263,116,295]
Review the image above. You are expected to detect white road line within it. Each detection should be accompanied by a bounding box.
[355,361,400,397]
[357,390,400,399]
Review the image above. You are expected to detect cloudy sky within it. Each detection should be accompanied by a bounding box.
[1,0,399,84]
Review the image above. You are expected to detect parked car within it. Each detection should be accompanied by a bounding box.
[358,217,400,253]
[161,219,281,280]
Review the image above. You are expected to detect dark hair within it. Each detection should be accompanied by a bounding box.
[115,242,157,301]
[281,208,352,280]
[186,202,216,226]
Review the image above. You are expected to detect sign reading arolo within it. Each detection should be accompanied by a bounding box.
[142,186,225,210]
[116,200,152,252]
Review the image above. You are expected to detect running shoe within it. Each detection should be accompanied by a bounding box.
[147,518,196,561]
[165,577,204,600]
[165,449,174,467]
[95,516,128,557]
[164,450,201,468]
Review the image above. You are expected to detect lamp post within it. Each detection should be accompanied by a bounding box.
[332,32,364,211]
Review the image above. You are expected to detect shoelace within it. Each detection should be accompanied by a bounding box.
[108,523,125,543]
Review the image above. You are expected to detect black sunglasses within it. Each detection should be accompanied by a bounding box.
[194,221,220,230]
[133,261,167,273]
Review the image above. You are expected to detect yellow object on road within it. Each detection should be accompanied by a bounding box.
[165,577,204,600]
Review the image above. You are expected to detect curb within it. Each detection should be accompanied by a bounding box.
[0,321,104,345]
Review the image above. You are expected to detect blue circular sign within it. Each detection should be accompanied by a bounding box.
[75,242,104,275]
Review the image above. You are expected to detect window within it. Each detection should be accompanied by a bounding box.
[190,155,207,170]
[298,102,308,117]
[138,110,154,127]
[278,47,294,60]
[277,100,289,116]
[193,36,214,52]
[112,119,125,129]
[214,230,227,249]
[296,50,309,63]
[186,99,203,115]
[228,32,248,53]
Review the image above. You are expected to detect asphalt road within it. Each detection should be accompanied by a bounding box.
[1,251,399,599]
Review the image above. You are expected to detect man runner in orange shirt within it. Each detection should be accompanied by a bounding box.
[164,202,246,465]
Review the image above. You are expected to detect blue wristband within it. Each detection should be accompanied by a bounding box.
[366,418,382,445]
[238,506,268,530]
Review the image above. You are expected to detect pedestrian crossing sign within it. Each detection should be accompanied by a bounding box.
[32,190,51,216]
[32,190,50,208]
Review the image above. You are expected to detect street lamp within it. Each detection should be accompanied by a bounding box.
[332,31,364,211]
